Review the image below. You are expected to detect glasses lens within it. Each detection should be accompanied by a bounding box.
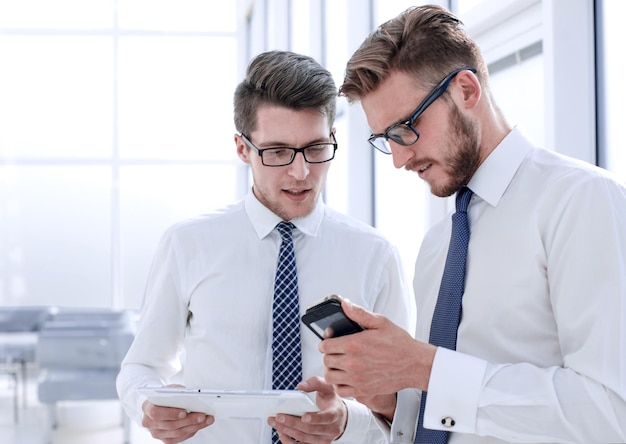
[304,144,335,163]
[369,136,392,154]
[388,124,419,146]
[261,144,336,166]
[262,148,295,166]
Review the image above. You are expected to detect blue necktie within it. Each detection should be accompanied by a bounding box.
[414,187,473,444]
[271,222,302,444]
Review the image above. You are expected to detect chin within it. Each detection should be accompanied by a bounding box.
[428,170,471,197]
[281,201,317,220]
[287,207,315,220]
[426,180,445,198]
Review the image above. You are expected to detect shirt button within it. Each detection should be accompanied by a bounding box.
[441,417,456,428]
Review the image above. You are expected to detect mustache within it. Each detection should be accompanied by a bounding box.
[405,158,435,172]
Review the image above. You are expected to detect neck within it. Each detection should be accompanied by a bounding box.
[477,98,513,166]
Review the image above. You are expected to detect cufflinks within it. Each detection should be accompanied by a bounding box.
[441,417,456,428]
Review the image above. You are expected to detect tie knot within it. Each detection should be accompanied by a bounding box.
[455,187,473,213]
[276,221,294,242]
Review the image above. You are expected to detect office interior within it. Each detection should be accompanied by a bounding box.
[0,0,623,442]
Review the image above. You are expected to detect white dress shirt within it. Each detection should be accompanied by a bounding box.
[391,128,626,443]
[117,191,416,443]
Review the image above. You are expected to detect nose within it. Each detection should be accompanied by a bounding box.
[288,152,310,180]
[389,142,415,169]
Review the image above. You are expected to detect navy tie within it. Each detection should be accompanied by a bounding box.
[271,222,302,444]
[414,187,473,444]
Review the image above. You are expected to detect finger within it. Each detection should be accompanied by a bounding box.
[144,414,213,444]
[268,416,303,442]
[297,375,330,396]
[143,410,212,430]
[272,416,327,444]
[276,428,306,444]
[149,420,211,443]
[341,298,386,330]
[143,401,191,422]
[296,375,319,393]
[331,383,357,399]
[300,405,344,427]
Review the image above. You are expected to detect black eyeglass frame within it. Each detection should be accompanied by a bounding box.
[368,66,477,154]
[240,132,338,167]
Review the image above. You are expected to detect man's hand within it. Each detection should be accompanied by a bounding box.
[141,389,214,444]
[319,299,436,399]
[354,393,398,422]
[268,376,347,444]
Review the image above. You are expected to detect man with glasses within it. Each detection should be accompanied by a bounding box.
[117,50,414,444]
[318,5,626,444]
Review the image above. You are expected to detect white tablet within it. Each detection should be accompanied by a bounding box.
[138,387,319,419]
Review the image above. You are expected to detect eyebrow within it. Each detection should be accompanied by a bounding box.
[393,91,429,127]
[252,136,331,148]
[378,92,425,133]
[372,107,414,136]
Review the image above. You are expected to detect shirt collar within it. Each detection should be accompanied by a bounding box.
[467,127,533,208]
[244,189,325,239]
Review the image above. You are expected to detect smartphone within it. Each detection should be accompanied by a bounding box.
[301,294,364,340]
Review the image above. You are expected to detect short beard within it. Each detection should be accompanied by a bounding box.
[432,103,481,197]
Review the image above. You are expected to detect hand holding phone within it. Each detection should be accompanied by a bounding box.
[301,294,364,340]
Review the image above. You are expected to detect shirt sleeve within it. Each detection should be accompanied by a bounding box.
[389,388,421,443]
[116,230,188,425]
[371,242,416,335]
[423,348,486,435]
[425,349,626,443]
[334,399,385,444]
[388,351,486,443]
[116,363,161,425]
[337,243,416,444]
[422,175,626,443]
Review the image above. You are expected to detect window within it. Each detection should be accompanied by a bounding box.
[0,0,239,309]
[596,0,626,179]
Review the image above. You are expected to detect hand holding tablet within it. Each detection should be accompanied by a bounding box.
[139,387,319,419]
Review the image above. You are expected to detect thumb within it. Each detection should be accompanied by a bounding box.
[342,298,386,330]
[297,376,333,397]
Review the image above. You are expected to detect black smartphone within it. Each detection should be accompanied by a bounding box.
[301,294,364,340]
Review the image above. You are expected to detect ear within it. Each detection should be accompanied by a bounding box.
[454,69,481,110]
[235,134,251,164]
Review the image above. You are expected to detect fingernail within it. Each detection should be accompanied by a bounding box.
[178,411,186,419]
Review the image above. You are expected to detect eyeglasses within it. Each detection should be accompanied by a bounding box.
[240,133,337,167]
[368,66,477,154]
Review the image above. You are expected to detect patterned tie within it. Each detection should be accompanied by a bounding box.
[271,221,303,444]
[414,187,473,444]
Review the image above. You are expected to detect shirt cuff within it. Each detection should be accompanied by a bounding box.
[390,388,421,443]
[334,398,374,443]
[423,347,487,434]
